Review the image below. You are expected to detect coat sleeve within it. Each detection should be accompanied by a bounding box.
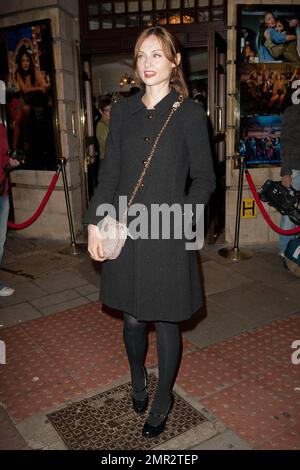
[83,101,122,225]
[183,102,216,221]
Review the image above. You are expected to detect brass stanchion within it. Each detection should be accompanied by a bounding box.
[219,155,252,261]
[57,157,85,255]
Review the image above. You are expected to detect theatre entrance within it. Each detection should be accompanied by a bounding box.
[78,0,227,242]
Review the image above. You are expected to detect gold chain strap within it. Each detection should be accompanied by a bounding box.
[122,94,183,220]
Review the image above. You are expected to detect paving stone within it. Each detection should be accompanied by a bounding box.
[0,303,42,328]
[0,406,29,450]
[182,298,253,348]
[42,439,67,450]
[154,420,224,450]
[3,253,70,277]
[16,413,62,450]
[209,281,300,324]
[74,283,99,296]
[34,271,89,294]
[192,429,253,450]
[0,283,47,307]
[229,256,297,290]
[30,290,81,309]
[85,292,100,302]
[40,297,92,316]
[0,268,32,286]
[201,260,252,296]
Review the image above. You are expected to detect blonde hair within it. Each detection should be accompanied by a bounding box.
[133,26,188,98]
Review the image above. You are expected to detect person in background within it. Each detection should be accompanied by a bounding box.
[0,123,20,296]
[279,103,300,259]
[190,79,207,111]
[95,97,112,184]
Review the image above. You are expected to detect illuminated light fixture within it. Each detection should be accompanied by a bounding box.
[119,72,136,87]
[158,1,195,25]
[183,15,195,23]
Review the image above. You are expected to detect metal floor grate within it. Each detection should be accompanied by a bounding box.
[47,374,207,450]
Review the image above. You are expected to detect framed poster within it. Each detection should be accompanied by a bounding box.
[236,5,300,168]
[0,20,58,170]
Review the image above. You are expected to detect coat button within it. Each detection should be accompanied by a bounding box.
[148,113,153,119]
[144,136,150,142]
[140,182,144,188]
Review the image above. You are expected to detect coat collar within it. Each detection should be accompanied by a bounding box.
[128,87,179,115]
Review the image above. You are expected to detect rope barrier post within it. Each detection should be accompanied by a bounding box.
[57,157,84,255]
[218,155,252,261]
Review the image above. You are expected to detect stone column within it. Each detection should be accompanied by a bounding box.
[0,0,86,240]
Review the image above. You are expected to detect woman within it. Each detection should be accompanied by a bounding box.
[13,45,48,150]
[84,26,215,438]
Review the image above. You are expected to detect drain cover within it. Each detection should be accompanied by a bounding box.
[47,374,207,450]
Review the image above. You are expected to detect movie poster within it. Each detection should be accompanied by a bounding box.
[237,5,300,167]
[0,20,58,170]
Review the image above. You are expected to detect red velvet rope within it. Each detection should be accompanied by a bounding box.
[245,170,300,235]
[8,173,60,230]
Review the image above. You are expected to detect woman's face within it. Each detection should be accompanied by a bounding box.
[136,35,178,88]
[264,13,276,28]
[276,21,284,32]
[102,105,111,123]
[21,54,30,71]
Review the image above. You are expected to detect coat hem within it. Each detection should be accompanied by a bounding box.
[101,296,202,323]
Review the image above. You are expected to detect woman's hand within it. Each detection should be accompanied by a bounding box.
[88,224,107,262]
[264,30,270,40]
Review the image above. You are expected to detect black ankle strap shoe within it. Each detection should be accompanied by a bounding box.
[142,398,173,438]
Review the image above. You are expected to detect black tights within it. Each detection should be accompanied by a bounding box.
[123,313,181,424]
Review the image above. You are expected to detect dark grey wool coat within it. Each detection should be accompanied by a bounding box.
[84,88,215,322]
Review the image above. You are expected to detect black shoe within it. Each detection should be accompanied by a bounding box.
[132,367,148,413]
[142,398,173,438]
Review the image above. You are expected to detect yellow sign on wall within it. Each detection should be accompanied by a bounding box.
[241,198,257,218]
